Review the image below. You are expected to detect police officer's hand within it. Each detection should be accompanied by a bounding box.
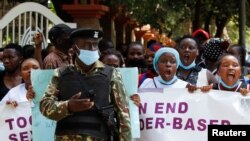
[67,92,94,113]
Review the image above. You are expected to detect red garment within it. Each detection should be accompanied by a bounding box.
[138,69,157,87]
[43,49,70,69]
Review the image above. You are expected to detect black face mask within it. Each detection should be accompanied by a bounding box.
[127,59,147,68]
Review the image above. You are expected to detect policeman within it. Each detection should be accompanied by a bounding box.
[40,28,132,141]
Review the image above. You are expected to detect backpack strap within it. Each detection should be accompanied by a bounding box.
[194,65,202,72]
[58,65,77,76]
[99,65,114,81]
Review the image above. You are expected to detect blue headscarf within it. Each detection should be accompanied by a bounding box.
[153,47,180,73]
[153,47,180,85]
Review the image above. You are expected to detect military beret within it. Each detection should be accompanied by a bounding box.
[70,28,103,39]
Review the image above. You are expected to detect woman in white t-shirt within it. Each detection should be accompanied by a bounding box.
[140,47,187,88]
[139,47,212,92]
[1,58,40,106]
[176,35,217,87]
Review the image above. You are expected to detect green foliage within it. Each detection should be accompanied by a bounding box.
[246,27,250,49]
[227,20,240,44]
[48,0,56,13]
[111,0,193,34]
[110,0,243,39]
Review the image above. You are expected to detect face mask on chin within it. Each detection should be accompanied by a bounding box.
[76,45,100,66]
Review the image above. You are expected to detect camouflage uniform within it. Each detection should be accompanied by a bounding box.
[40,60,132,141]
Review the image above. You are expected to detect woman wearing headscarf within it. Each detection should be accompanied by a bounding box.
[139,47,187,88]
[203,38,229,76]
[139,47,212,92]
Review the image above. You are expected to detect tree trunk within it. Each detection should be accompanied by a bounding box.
[214,16,228,37]
[192,0,201,31]
[51,0,73,22]
[0,0,18,19]
[204,12,213,35]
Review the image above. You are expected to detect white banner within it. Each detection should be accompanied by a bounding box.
[0,102,32,141]
[136,88,250,141]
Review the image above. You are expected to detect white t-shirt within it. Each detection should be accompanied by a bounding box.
[1,83,28,103]
[196,68,209,86]
[139,77,188,88]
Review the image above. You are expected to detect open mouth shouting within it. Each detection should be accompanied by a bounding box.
[227,71,236,81]
[163,69,173,80]
[183,54,190,64]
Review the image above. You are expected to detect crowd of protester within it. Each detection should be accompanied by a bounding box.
[0,25,250,140]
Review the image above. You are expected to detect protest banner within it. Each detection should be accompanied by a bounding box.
[118,67,140,138]
[136,88,250,141]
[0,102,32,141]
[31,69,56,141]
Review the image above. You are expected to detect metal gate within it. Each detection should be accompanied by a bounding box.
[0,2,76,48]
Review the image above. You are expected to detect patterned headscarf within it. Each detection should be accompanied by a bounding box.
[203,38,229,61]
